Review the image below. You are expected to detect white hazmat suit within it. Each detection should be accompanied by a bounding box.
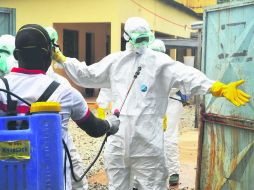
[59,17,215,190]
[149,39,166,54]
[164,89,183,180]
[150,39,182,184]
[97,39,184,188]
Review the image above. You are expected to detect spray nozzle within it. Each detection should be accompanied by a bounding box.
[134,66,142,78]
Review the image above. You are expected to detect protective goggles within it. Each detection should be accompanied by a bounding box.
[0,48,11,55]
[46,29,60,50]
[125,31,155,47]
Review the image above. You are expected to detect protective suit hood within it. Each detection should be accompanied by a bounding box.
[0,34,16,75]
[149,39,166,53]
[6,56,18,71]
[0,34,15,55]
[123,17,150,41]
[123,17,154,54]
[45,26,58,44]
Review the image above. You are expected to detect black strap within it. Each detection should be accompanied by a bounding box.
[64,147,67,190]
[62,139,86,182]
[1,77,11,102]
[0,78,60,114]
[0,49,11,55]
[0,77,17,115]
[37,81,60,102]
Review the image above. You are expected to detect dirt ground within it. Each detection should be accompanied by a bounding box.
[68,104,198,190]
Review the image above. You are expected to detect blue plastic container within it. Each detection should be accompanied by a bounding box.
[0,113,63,190]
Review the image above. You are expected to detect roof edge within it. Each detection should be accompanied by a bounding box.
[160,0,202,19]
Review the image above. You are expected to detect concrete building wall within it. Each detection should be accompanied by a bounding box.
[0,0,200,52]
[0,0,119,51]
[118,0,200,38]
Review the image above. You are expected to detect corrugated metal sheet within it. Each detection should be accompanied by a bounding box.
[197,1,254,189]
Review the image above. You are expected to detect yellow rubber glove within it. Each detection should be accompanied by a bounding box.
[163,114,168,131]
[52,47,66,63]
[97,107,106,120]
[210,80,250,106]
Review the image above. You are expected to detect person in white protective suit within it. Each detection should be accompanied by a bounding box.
[150,39,183,186]
[53,17,250,190]
[0,25,120,190]
[164,88,183,187]
[96,39,184,188]
[0,35,16,76]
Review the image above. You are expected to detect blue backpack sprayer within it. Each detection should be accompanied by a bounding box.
[0,77,118,189]
[0,83,63,189]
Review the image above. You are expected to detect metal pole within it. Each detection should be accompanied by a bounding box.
[194,28,203,128]
[195,103,205,190]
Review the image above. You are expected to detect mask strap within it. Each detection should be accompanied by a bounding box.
[51,40,61,51]
[0,49,11,55]
[124,31,132,41]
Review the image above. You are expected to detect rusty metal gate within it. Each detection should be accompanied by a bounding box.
[196,1,254,190]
